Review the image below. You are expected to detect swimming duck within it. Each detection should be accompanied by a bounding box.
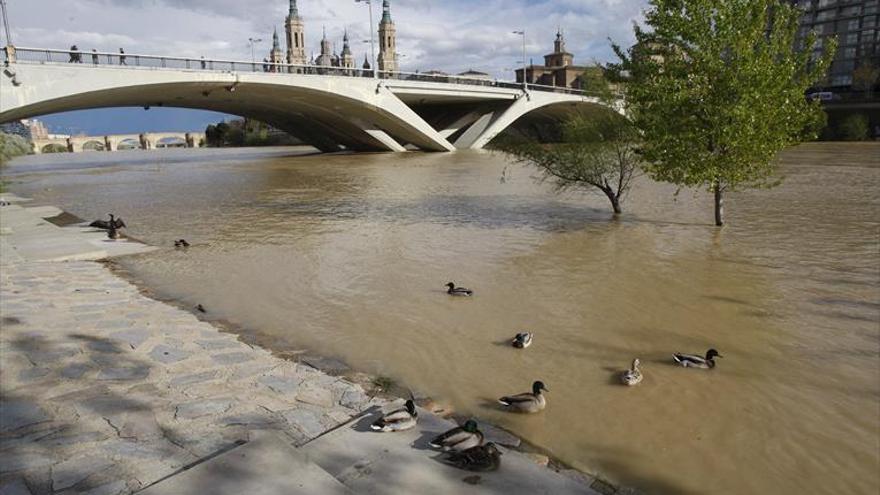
[441,442,502,472]
[196,304,206,313]
[498,380,548,413]
[512,332,533,349]
[446,282,473,296]
[89,214,126,230]
[174,239,190,248]
[621,358,642,386]
[429,419,484,451]
[673,349,722,369]
[370,399,418,432]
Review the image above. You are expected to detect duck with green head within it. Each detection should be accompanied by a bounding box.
[429,419,483,451]
[498,380,548,413]
[673,349,722,369]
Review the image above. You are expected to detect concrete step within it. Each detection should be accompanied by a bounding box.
[300,404,601,495]
[0,202,158,261]
[138,433,354,495]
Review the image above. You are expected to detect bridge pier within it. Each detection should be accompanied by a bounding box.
[453,111,498,149]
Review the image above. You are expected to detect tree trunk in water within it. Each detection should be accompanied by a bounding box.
[602,188,622,215]
[713,181,724,226]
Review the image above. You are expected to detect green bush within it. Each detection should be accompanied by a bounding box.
[0,132,32,164]
[837,114,870,141]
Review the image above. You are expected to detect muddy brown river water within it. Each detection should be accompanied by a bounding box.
[4,142,879,494]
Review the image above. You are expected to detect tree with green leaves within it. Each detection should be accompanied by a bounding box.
[0,132,32,165]
[495,109,640,215]
[852,61,879,99]
[609,0,835,226]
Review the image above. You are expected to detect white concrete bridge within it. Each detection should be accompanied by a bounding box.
[1,47,619,153]
[33,131,206,153]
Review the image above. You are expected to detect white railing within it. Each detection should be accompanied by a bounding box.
[4,46,605,97]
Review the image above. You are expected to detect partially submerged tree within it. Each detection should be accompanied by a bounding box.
[609,0,835,226]
[495,109,640,215]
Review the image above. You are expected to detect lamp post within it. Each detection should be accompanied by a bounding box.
[248,37,262,64]
[0,0,12,46]
[355,0,377,79]
[512,30,526,91]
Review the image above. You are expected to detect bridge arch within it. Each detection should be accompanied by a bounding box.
[81,140,105,152]
[116,138,141,150]
[155,136,187,148]
[40,143,68,153]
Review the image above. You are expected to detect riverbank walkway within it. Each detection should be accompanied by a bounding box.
[0,196,614,494]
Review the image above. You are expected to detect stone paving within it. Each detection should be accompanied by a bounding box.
[0,260,380,494]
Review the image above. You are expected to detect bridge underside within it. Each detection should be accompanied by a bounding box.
[0,63,612,153]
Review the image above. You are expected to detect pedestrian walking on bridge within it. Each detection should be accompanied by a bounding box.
[69,45,82,63]
[119,48,127,65]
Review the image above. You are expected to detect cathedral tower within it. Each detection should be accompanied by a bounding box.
[285,0,306,66]
[315,27,334,67]
[377,0,397,73]
[341,29,355,69]
[269,28,284,71]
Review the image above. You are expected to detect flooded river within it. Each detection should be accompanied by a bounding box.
[4,143,878,494]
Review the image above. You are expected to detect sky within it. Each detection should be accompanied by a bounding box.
[5,0,648,134]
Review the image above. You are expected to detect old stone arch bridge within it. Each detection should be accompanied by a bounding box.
[1,47,621,153]
[32,132,206,154]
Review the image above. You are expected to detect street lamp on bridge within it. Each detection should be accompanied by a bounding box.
[512,30,527,91]
[247,37,263,64]
[355,0,378,80]
[0,0,12,46]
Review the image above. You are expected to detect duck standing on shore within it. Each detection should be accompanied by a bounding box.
[498,380,548,413]
[511,332,533,349]
[370,399,418,432]
[621,358,643,386]
[429,419,484,451]
[445,282,473,296]
[673,349,722,369]
[441,443,502,471]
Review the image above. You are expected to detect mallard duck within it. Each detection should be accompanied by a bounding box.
[429,419,484,451]
[512,332,533,349]
[621,358,642,386]
[442,442,502,472]
[370,399,418,432]
[673,348,722,369]
[174,239,190,248]
[90,214,126,230]
[498,380,547,413]
[446,282,473,296]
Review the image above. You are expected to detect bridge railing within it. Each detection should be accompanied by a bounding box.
[5,46,608,98]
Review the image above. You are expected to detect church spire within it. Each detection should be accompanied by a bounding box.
[381,0,392,23]
[342,29,352,56]
[273,27,280,50]
[289,0,298,17]
[554,28,565,53]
